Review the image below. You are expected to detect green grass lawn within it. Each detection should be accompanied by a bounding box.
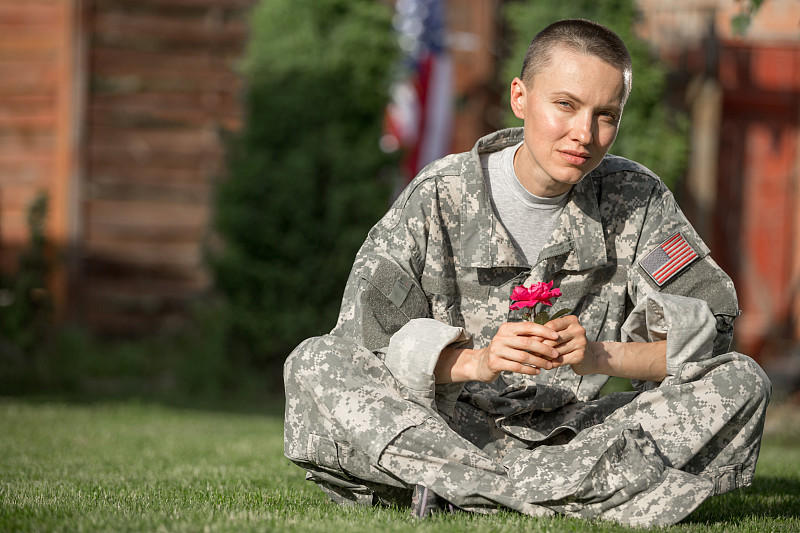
[1,397,798,532]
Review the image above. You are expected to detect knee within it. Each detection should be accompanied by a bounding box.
[283,335,354,390]
[729,354,772,408]
[284,336,330,388]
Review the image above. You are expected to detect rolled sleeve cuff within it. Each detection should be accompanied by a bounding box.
[621,292,717,389]
[384,318,472,417]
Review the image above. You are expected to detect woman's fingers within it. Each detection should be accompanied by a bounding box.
[477,319,589,382]
[497,320,559,340]
[541,315,589,367]
[496,345,556,369]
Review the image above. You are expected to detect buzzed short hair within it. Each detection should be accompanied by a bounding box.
[520,19,632,104]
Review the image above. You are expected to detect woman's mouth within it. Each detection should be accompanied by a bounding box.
[559,150,591,165]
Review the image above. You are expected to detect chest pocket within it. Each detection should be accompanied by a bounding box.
[574,295,613,400]
[554,294,608,392]
[574,294,609,342]
[420,274,460,327]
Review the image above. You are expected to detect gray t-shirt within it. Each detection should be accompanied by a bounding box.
[482,142,569,264]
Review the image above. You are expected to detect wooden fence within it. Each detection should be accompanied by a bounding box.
[82,0,253,333]
[1,0,255,334]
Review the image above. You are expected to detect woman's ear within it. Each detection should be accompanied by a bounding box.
[509,77,527,120]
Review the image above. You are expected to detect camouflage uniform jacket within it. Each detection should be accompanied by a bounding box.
[329,127,739,427]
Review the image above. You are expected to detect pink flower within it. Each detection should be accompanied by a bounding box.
[509,281,562,311]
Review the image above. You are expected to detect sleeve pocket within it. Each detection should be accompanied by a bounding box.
[358,258,428,350]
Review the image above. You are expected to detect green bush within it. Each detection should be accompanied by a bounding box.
[0,194,52,391]
[210,0,398,372]
[502,0,689,190]
[0,194,51,351]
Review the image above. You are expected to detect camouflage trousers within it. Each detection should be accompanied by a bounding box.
[282,334,771,527]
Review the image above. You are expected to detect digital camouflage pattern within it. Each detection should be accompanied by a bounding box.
[283,128,771,526]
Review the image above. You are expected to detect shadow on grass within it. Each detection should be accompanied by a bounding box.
[684,476,800,524]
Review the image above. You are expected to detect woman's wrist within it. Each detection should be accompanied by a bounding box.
[435,346,479,384]
[589,340,667,381]
[570,341,600,376]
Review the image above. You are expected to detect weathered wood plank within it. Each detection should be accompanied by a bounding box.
[0,4,63,25]
[0,113,57,130]
[83,280,210,309]
[82,258,210,285]
[0,44,58,61]
[91,0,254,9]
[0,132,56,152]
[0,216,29,243]
[91,47,241,71]
[89,126,224,152]
[91,69,242,95]
[88,161,208,184]
[87,149,217,172]
[93,11,248,48]
[86,199,209,234]
[86,134,225,176]
[0,61,59,95]
[90,92,241,119]
[0,94,57,114]
[0,186,47,222]
[0,156,54,184]
[86,179,210,204]
[0,0,62,61]
[0,0,63,5]
[89,105,241,129]
[0,21,61,34]
[83,238,204,270]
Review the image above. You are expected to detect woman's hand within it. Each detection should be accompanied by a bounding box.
[471,321,562,383]
[436,321,560,383]
[436,315,666,384]
[542,315,667,382]
[542,314,596,376]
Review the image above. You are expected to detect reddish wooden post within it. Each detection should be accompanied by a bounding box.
[50,0,83,322]
[714,42,800,360]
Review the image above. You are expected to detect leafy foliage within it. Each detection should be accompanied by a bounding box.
[502,0,689,190]
[0,194,52,385]
[210,0,398,371]
[731,0,765,36]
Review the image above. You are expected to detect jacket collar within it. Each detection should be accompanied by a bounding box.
[460,128,608,272]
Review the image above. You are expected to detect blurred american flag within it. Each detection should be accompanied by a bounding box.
[382,0,453,184]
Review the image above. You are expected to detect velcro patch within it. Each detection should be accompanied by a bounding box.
[640,231,699,286]
[388,278,413,308]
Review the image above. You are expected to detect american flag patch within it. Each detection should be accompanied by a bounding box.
[639,231,699,286]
